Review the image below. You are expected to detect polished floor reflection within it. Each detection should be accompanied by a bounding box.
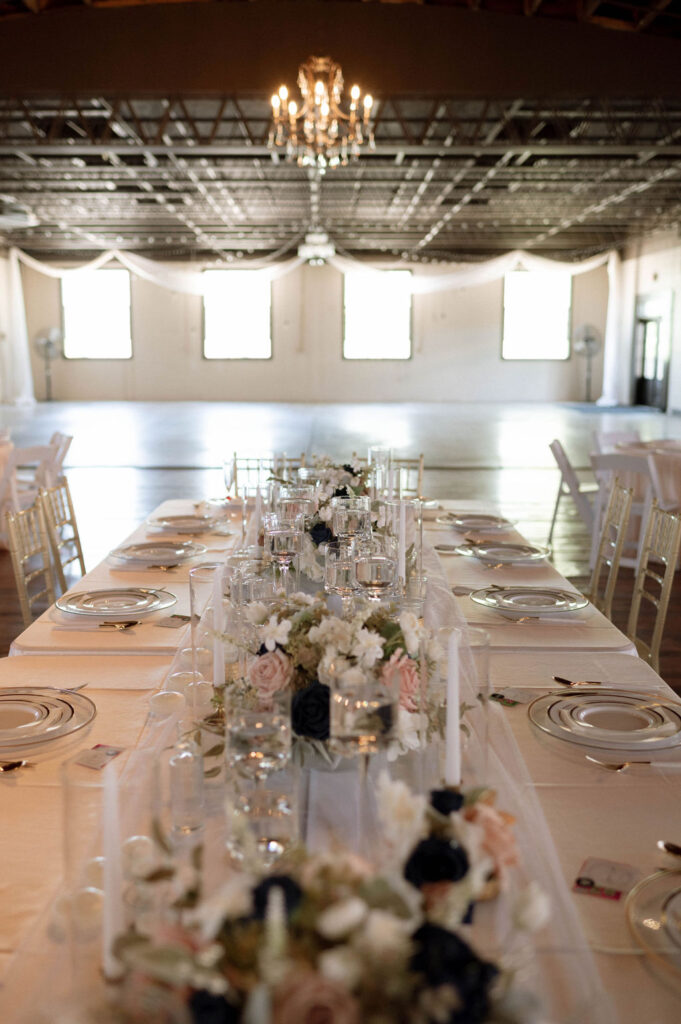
[1,400,678,681]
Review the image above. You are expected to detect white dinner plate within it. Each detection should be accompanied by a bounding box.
[0,689,96,751]
[455,541,550,564]
[470,586,588,618]
[56,587,177,617]
[528,689,681,751]
[435,513,516,532]
[147,514,214,533]
[110,541,207,565]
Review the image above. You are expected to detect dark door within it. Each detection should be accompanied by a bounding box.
[634,316,669,410]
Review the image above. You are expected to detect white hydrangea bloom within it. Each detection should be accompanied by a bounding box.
[244,601,268,625]
[398,610,425,656]
[187,874,254,941]
[352,909,412,966]
[309,615,354,653]
[352,627,385,668]
[376,771,427,861]
[318,946,364,990]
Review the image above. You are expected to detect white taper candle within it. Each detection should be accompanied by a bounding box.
[102,762,125,980]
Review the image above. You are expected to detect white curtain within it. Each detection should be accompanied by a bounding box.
[596,250,623,406]
[5,244,615,405]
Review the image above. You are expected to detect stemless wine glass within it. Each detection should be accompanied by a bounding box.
[329,668,397,759]
[324,540,356,619]
[331,495,371,545]
[353,553,397,603]
[263,512,303,594]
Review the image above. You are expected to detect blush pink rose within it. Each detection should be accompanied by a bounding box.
[248,649,293,702]
[464,802,519,882]
[273,970,359,1024]
[381,650,420,712]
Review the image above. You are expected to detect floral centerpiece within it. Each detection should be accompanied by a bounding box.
[113,775,549,1024]
[232,591,445,763]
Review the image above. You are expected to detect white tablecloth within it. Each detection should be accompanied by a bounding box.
[0,497,678,1024]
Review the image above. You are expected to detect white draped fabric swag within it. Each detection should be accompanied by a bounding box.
[2,244,620,405]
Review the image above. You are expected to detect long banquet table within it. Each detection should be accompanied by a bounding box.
[0,497,679,1023]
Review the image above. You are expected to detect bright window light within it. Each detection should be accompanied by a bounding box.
[502,270,571,360]
[62,269,132,359]
[343,271,412,360]
[203,271,272,359]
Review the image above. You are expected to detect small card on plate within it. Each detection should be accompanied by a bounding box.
[573,857,643,901]
[74,744,124,770]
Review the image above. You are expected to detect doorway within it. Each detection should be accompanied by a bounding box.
[633,292,672,410]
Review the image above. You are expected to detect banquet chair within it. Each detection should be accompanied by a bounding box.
[230,453,305,495]
[47,431,73,484]
[589,452,664,571]
[39,480,86,594]
[585,481,633,620]
[547,439,598,545]
[12,443,58,492]
[626,502,681,673]
[5,503,57,628]
[591,429,641,453]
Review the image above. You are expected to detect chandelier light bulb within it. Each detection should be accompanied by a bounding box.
[350,85,360,101]
[271,94,281,111]
[364,94,373,110]
[279,86,288,102]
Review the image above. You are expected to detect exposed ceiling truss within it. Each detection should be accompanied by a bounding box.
[1,95,681,262]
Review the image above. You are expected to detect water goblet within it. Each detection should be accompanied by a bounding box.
[330,495,371,545]
[263,512,303,594]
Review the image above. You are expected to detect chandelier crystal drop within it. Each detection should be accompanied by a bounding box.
[268,56,374,171]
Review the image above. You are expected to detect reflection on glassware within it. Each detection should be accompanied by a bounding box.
[354,554,397,602]
[368,445,391,499]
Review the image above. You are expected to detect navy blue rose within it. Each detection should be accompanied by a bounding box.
[309,521,334,547]
[332,485,351,498]
[411,923,498,1023]
[342,464,356,474]
[189,991,239,1024]
[252,875,302,920]
[291,682,330,740]
[430,789,464,816]
[404,836,469,888]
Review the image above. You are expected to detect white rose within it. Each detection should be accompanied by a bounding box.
[316,896,368,940]
[353,909,411,966]
[318,946,364,990]
[512,881,551,933]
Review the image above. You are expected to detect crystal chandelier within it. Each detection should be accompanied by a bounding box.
[269,56,374,171]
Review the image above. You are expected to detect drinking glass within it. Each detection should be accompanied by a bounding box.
[353,553,397,603]
[368,445,391,499]
[226,767,299,868]
[331,495,371,545]
[226,693,292,784]
[263,512,303,594]
[381,498,423,592]
[329,669,397,759]
[278,486,316,524]
[324,539,356,618]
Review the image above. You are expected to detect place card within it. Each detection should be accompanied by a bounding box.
[74,744,125,771]
[573,857,643,901]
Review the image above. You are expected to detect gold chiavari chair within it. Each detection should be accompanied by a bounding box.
[229,453,306,495]
[626,501,681,673]
[586,480,633,620]
[6,503,56,628]
[39,480,86,594]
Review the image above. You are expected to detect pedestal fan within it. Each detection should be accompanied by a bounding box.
[34,328,62,401]
[573,324,602,403]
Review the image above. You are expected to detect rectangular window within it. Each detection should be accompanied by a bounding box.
[62,269,132,359]
[502,270,571,360]
[343,270,412,360]
[203,270,272,359]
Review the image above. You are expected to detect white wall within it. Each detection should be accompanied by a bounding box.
[20,260,608,402]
